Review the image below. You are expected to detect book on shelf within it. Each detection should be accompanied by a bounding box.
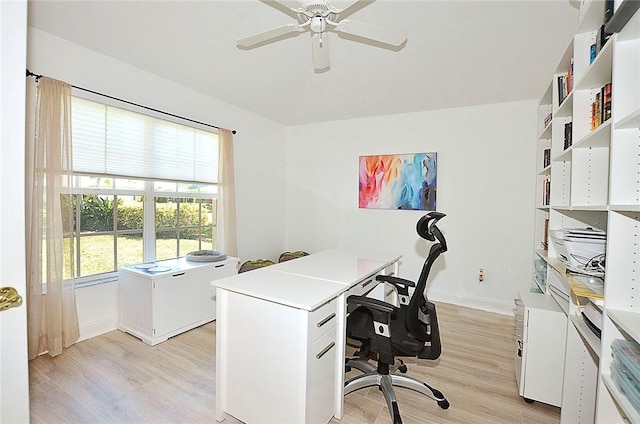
[542,178,551,206]
[590,25,612,64]
[567,57,573,94]
[543,148,551,168]
[543,112,552,128]
[602,82,612,122]
[591,93,601,130]
[590,83,612,131]
[564,122,573,150]
[557,72,569,106]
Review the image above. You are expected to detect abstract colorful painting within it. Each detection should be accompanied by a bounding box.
[359,153,437,210]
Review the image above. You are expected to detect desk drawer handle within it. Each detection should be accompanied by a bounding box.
[361,279,373,288]
[317,313,336,328]
[316,341,335,359]
[172,272,185,277]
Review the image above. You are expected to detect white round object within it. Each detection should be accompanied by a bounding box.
[186,250,227,262]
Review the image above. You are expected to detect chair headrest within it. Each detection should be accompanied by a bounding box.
[416,212,446,241]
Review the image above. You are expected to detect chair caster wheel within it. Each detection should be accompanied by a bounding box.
[345,365,352,372]
[437,399,450,409]
[398,364,408,373]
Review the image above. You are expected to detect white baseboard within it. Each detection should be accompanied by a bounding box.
[428,289,514,316]
[78,315,118,342]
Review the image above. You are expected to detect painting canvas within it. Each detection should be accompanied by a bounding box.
[359,153,437,210]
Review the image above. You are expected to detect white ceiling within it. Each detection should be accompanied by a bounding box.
[27,0,580,126]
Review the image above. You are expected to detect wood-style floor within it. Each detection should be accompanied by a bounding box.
[29,302,560,424]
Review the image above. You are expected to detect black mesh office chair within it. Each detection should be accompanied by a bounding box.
[345,211,449,424]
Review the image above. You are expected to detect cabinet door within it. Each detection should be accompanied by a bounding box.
[522,307,566,407]
[189,267,218,322]
[153,272,197,337]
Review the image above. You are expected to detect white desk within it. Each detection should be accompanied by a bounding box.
[214,249,401,424]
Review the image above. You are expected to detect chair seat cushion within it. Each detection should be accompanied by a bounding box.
[347,305,426,359]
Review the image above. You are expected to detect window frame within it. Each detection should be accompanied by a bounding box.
[67,177,218,287]
[66,94,221,287]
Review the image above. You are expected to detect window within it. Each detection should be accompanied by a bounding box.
[68,97,219,284]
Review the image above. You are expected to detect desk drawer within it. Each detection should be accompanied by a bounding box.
[347,275,377,298]
[306,328,337,423]
[310,298,337,342]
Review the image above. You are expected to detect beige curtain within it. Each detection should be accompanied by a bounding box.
[217,129,238,257]
[26,77,79,359]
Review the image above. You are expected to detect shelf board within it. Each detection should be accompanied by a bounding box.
[544,255,566,275]
[575,40,614,90]
[532,276,546,294]
[549,205,572,211]
[609,204,640,212]
[550,120,611,162]
[615,108,640,129]
[537,165,551,176]
[554,91,573,117]
[535,249,549,260]
[539,121,552,139]
[602,374,640,424]
[607,309,640,341]
[573,120,612,150]
[553,145,573,162]
[549,286,570,315]
[548,204,608,212]
[570,204,609,211]
[570,312,602,357]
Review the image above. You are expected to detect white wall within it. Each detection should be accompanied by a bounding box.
[27,28,289,339]
[285,101,537,314]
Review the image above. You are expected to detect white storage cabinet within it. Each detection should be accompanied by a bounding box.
[118,256,239,345]
[514,290,567,407]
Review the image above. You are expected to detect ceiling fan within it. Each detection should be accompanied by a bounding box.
[237,0,407,71]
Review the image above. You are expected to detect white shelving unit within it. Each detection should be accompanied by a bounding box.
[528,2,640,423]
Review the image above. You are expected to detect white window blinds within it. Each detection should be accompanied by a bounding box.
[71,97,219,184]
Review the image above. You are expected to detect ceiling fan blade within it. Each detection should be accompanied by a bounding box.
[335,19,407,47]
[312,33,330,71]
[237,24,304,47]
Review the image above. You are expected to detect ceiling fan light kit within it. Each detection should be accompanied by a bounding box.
[237,0,407,71]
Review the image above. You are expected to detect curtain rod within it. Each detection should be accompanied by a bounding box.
[26,69,236,135]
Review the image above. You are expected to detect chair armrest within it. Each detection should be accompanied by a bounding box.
[375,275,415,306]
[347,295,397,315]
[375,275,415,288]
[347,295,397,329]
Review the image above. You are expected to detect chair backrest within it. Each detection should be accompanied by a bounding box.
[405,212,447,342]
